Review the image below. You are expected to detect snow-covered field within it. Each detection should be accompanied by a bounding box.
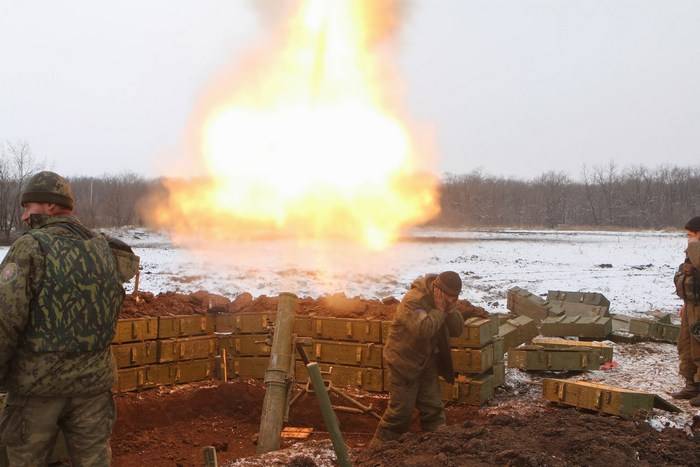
[1,227,687,316]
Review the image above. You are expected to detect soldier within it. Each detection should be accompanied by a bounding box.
[671,216,700,406]
[0,171,138,466]
[370,271,465,448]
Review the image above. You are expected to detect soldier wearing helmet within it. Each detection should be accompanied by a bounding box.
[670,216,700,406]
[0,171,138,465]
[369,271,466,448]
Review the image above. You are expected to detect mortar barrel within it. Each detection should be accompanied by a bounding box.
[256,292,297,454]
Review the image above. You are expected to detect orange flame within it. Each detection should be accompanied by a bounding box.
[149,0,439,250]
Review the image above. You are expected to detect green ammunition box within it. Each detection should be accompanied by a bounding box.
[493,337,505,362]
[216,312,275,334]
[112,341,158,368]
[508,345,601,371]
[546,291,610,310]
[218,334,271,356]
[493,362,505,387]
[381,320,391,344]
[158,314,215,339]
[450,317,497,348]
[157,336,217,363]
[506,287,551,322]
[295,361,384,392]
[540,315,612,339]
[115,364,172,392]
[230,356,270,379]
[440,373,495,406]
[611,314,631,333]
[294,316,382,343]
[531,337,613,363]
[544,301,609,319]
[169,358,215,384]
[628,318,680,344]
[451,344,494,374]
[298,340,383,368]
[542,378,679,418]
[498,315,538,352]
[112,317,159,343]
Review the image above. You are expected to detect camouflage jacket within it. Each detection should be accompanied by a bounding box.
[675,242,700,304]
[384,275,464,382]
[0,215,130,396]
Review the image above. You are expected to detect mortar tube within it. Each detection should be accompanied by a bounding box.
[256,292,297,454]
[306,362,352,467]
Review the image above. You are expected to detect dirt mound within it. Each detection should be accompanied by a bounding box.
[120,290,488,321]
[354,406,700,467]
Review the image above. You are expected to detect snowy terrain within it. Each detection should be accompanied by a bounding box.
[1,227,688,316]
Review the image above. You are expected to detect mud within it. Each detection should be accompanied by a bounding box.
[119,290,488,320]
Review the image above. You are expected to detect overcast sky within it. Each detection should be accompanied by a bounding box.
[1,0,698,179]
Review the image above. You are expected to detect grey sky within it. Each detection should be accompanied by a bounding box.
[1,0,698,179]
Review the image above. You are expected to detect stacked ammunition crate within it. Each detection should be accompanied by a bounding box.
[112,315,217,391]
[111,312,502,406]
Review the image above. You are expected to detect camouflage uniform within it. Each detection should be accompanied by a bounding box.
[372,275,464,443]
[675,241,700,398]
[0,172,137,466]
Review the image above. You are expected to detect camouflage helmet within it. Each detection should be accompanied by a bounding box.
[21,171,74,210]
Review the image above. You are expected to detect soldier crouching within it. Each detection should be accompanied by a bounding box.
[671,216,700,406]
[0,171,139,466]
[369,271,465,448]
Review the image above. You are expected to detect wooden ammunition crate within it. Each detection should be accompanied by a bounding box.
[451,344,494,374]
[115,364,172,392]
[170,358,215,384]
[440,373,495,406]
[158,314,215,339]
[546,291,610,310]
[381,320,391,344]
[506,287,550,322]
[493,362,505,387]
[532,337,613,363]
[508,345,601,371]
[298,340,383,369]
[229,356,270,379]
[450,317,497,348]
[218,334,271,356]
[544,301,608,319]
[157,336,217,363]
[216,312,275,334]
[498,315,538,352]
[112,340,158,368]
[493,337,505,362]
[628,318,680,344]
[294,316,382,343]
[112,317,159,343]
[295,361,384,392]
[540,315,612,339]
[542,379,679,418]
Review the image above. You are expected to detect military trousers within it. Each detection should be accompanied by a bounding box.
[374,363,445,441]
[0,391,115,467]
[679,302,700,383]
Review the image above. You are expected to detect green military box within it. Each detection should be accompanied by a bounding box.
[216,312,275,334]
[508,345,601,371]
[547,291,610,310]
[440,373,495,406]
[112,317,159,343]
[544,301,609,319]
[451,344,494,374]
[381,320,391,344]
[611,314,631,333]
[115,364,173,392]
[230,356,270,379]
[295,361,384,392]
[532,336,613,363]
[540,315,612,339]
[157,336,217,363]
[493,362,505,387]
[506,287,551,322]
[450,317,497,348]
[498,315,538,352]
[169,358,215,384]
[294,316,382,343]
[158,314,215,339]
[542,379,679,418]
[628,318,680,344]
[218,334,271,356]
[112,340,158,368]
[298,340,383,368]
[493,336,505,362]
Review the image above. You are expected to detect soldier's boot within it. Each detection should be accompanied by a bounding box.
[368,428,400,450]
[670,380,700,399]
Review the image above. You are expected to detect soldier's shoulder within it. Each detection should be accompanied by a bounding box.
[7,233,41,257]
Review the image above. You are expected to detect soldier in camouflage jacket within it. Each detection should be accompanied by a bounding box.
[0,171,138,466]
[370,271,465,448]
